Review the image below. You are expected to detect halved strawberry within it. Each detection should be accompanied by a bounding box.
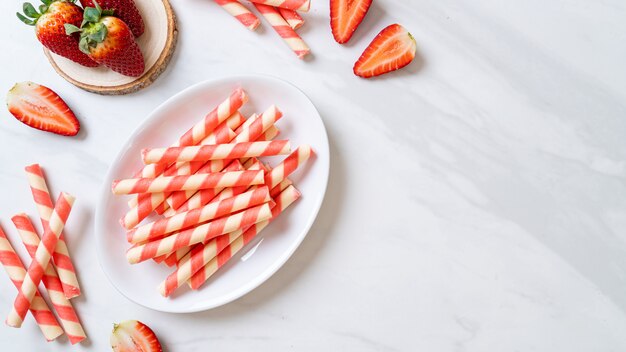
[330,0,372,44]
[354,24,417,78]
[6,81,80,136]
[110,320,163,352]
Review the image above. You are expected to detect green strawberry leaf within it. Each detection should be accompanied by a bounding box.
[38,4,48,14]
[16,12,36,25]
[40,0,52,6]
[64,23,82,35]
[79,36,91,54]
[22,3,39,18]
[83,6,101,24]
[102,9,115,16]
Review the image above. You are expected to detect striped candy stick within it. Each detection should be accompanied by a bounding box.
[24,164,81,299]
[163,185,301,295]
[11,215,86,344]
[164,160,290,268]
[6,192,74,328]
[141,140,292,165]
[249,0,310,12]
[159,160,265,266]
[265,145,313,188]
[0,225,63,341]
[126,202,274,264]
[122,90,248,228]
[112,170,265,195]
[127,187,271,244]
[254,3,310,59]
[277,8,304,29]
[214,0,260,30]
[189,185,301,290]
[127,113,244,210]
[165,106,282,211]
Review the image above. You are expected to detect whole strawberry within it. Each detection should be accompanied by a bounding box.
[79,0,144,37]
[17,0,99,67]
[65,3,145,77]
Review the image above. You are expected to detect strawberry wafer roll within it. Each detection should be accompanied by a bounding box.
[165,106,281,211]
[257,125,280,141]
[127,113,242,209]
[265,145,313,188]
[123,90,248,224]
[167,106,282,209]
[214,0,260,30]
[249,0,310,12]
[12,215,86,344]
[0,226,63,341]
[128,187,271,243]
[278,8,304,29]
[126,202,273,264]
[24,164,80,299]
[113,170,264,195]
[254,4,310,59]
[172,157,265,215]
[121,192,166,229]
[189,185,301,289]
[165,161,268,268]
[164,160,241,211]
[164,160,245,216]
[6,193,74,328]
[142,140,291,164]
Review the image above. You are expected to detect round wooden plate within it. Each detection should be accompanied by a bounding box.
[44,0,177,95]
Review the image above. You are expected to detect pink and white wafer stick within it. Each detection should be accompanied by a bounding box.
[164,161,275,268]
[0,226,63,341]
[12,215,86,344]
[278,8,304,29]
[142,140,291,165]
[164,160,244,216]
[127,187,271,244]
[112,170,264,195]
[249,0,310,12]
[121,192,166,229]
[128,88,247,180]
[166,185,300,295]
[24,164,81,299]
[265,145,313,188]
[166,106,282,211]
[254,4,310,58]
[189,185,301,290]
[126,202,273,264]
[214,0,260,30]
[127,113,242,209]
[122,90,248,227]
[6,192,74,328]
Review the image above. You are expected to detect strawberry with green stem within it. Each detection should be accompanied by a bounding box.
[65,2,145,77]
[17,0,99,67]
[79,0,144,37]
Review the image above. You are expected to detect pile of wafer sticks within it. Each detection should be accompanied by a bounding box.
[214,0,311,59]
[112,88,313,297]
[0,165,85,343]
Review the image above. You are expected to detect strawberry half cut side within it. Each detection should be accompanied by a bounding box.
[6,81,80,136]
[110,320,163,352]
[330,0,372,44]
[353,24,417,78]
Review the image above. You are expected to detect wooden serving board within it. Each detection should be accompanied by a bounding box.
[44,0,177,95]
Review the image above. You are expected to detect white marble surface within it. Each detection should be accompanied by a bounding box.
[1,0,626,350]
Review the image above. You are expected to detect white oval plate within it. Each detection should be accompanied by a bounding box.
[95,75,329,312]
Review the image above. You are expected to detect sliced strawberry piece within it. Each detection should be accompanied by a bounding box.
[354,24,417,78]
[110,320,163,352]
[330,0,372,44]
[6,82,80,136]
